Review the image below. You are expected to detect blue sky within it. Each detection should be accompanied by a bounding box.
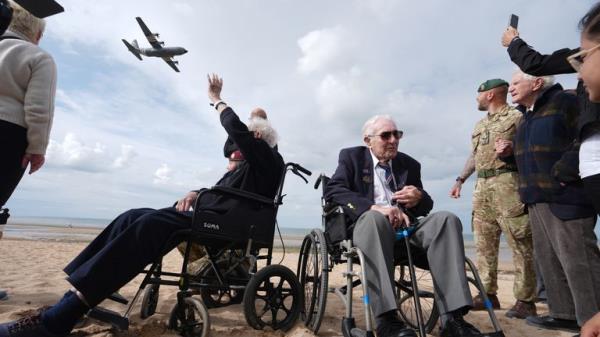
[6,0,593,230]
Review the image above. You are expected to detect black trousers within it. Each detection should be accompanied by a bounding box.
[64,207,193,307]
[0,120,27,207]
[583,173,600,215]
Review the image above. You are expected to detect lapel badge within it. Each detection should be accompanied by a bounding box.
[362,175,372,184]
[347,203,355,210]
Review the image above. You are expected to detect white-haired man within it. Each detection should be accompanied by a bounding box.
[497,71,600,332]
[0,0,57,302]
[325,115,482,337]
[0,75,284,337]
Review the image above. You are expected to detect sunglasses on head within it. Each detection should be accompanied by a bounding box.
[567,43,600,72]
[369,130,404,140]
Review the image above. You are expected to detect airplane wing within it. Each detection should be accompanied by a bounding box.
[136,17,163,49]
[162,57,180,72]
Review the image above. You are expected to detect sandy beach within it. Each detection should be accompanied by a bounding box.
[0,232,577,337]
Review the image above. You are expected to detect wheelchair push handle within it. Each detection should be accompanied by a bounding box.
[287,162,312,184]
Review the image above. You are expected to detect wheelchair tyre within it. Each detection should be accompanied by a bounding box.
[168,296,210,337]
[197,259,247,308]
[243,264,302,331]
[140,283,160,319]
[297,229,328,333]
[395,265,439,333]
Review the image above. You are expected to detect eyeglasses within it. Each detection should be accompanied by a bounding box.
[567,43,600,72]
[368,130,403,140]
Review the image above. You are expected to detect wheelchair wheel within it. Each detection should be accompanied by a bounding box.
[297,229,328,333]
[168,296,210,337]
[197,259,247,308]
[395,265,439,333]
[140,283,160,319]
[243,264,301,331]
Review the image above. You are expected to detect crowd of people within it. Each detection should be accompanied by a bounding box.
[1,1,600,337]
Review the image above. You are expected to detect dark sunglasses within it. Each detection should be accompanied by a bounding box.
[369,130,403,140]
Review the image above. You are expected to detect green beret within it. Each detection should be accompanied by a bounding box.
[478,79,509,92]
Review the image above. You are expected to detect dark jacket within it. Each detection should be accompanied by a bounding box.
[324,146,433,223]
[508,37,600,141]
[199,107,284,212]
[513,84,595,220]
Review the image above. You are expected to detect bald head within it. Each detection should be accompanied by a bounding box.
[250,108,267,120]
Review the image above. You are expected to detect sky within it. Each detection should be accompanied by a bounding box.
[6,0,594,231]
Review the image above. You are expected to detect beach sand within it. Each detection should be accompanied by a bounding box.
[0,236,577,337]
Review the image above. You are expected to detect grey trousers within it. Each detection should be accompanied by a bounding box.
[528,203,600,325]
[353,210,472,317]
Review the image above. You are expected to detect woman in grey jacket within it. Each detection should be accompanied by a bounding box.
[0,1,56,211]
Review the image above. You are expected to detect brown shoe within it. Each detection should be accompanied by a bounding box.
[472,293,500,311]
[506,300,537,319]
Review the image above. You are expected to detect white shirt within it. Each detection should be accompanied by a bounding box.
[370,150,396,206]
[579,133,600,178]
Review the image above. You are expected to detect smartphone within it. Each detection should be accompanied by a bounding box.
[509,14,519,29]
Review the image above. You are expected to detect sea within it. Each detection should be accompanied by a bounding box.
[1,216,503,261]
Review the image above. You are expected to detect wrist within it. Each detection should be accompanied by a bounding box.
[456,176,465,184]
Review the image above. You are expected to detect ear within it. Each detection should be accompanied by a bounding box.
[363,136,371,147]
[486,91,495,101]
[532,78,545,91]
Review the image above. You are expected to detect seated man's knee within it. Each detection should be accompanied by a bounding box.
[431,210,463,232]
[356,210,392,234]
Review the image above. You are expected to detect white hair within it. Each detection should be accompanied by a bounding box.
[248,117,278,148]
[362,115,397,137]
[7,0,46,43]
[515,70,555,89]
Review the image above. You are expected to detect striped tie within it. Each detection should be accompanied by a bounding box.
[378,163,395,191]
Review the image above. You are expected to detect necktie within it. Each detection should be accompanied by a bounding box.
[378,163,395,191]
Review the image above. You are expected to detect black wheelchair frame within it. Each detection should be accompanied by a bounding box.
[297,174,506,337]
[88,162,312,337]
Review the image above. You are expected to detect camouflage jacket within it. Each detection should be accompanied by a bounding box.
[472,105,522,172]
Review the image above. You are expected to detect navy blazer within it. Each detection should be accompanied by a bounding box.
[324,146,434,223]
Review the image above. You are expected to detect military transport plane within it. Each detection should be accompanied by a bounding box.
[122,17,187,72]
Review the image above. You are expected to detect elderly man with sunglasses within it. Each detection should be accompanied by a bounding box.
[325,115,482,337]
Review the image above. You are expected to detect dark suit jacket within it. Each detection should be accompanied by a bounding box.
[324,146,433,223]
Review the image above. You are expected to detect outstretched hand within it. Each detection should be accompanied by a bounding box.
[207,73,223,104]
[502,27,519,47]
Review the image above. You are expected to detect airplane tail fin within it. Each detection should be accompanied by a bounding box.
[122,39,142,61]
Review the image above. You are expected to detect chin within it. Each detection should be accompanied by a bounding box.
[589,89,600,103]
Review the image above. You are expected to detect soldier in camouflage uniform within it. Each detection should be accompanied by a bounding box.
[450,79,536,319]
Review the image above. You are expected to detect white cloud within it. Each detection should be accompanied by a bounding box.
[297,26,351,74]
[112,145,137,169]
[153,163,173,185]
[46,133,137,172]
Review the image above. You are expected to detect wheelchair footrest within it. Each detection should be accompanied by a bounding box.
[350,328,374,337]
[88,307,129,330]
[107,292,129,305]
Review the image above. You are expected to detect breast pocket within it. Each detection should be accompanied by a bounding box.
[471,131,482,152]
[491,123,516,143]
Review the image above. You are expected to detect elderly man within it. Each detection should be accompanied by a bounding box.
[450,79,536,318]
[497,71,600,332]
[0,74,284,337]
[325,115,481,337]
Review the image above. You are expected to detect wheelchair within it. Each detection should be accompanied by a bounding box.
[87,162,312,337]
[297,175,506,337]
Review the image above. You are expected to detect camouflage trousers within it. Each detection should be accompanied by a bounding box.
[472,172,536,302]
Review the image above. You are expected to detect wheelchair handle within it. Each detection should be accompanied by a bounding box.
[289,162,312,176]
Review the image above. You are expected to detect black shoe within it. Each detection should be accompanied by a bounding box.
[0,313,65,337]
[440,315,482,337]
[526,315,579,333]
[376,316,417,337]
[0,290,7,301]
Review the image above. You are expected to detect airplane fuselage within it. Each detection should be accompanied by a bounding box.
[140,47,187,57]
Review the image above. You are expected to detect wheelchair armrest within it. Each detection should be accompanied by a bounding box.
[201,186,274,206]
